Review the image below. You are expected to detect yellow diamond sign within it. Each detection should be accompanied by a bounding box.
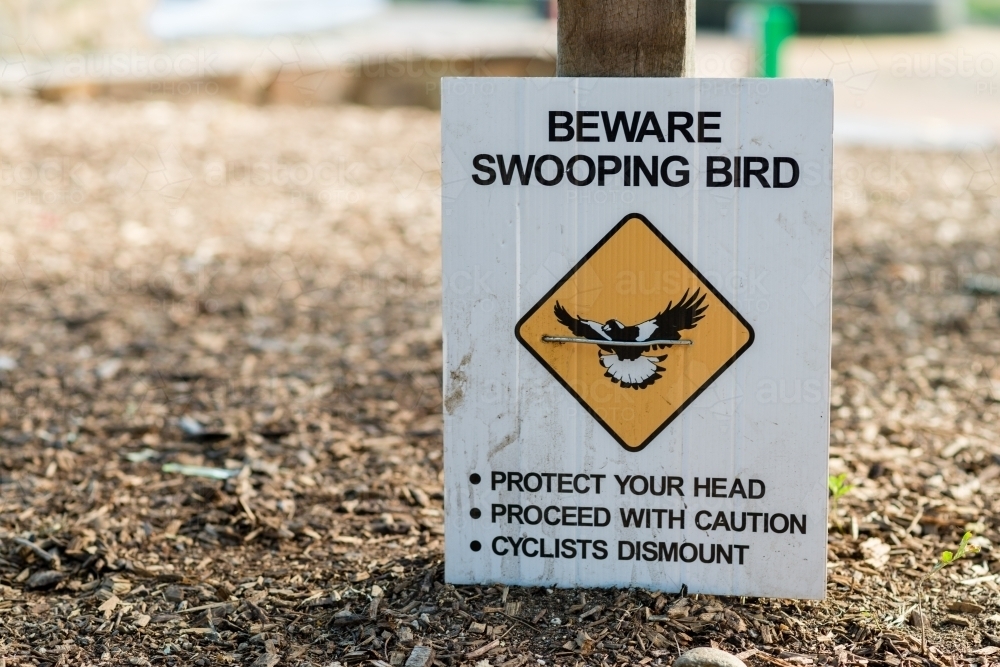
[515,214,755,451]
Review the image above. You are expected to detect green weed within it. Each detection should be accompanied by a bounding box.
[916,531,981,654]
[828,473,854,530]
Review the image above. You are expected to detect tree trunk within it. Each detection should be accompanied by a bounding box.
[557,0,695,77]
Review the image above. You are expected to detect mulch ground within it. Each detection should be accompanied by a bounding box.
[1,99,1000,667]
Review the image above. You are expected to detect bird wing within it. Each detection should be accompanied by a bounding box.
[554,302,609,341]
[635,319,659,342]
[635,288,709,342]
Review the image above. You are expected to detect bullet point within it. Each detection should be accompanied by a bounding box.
[470,508,481,519]
[470,540,482,552]
[469,473,481,484]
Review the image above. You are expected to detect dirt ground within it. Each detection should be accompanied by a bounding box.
[1,99,1000,667]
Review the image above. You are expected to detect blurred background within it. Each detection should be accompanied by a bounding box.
[1,1,1000,664]
[0,0,997,144]
[0,0,1000,146]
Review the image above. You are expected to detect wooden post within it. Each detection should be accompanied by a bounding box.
[557,0,695,77]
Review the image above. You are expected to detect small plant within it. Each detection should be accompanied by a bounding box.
[931,531,979,574]
[916,531,981,654]
[827,473,854,530]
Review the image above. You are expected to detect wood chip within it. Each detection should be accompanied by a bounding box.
[946,601,984,614]
[25,570,65,590]
[249,654,280,667]
[465,639,499,659]
[12,537,56,564]
[98,595,121,615]
[405,646,434,667]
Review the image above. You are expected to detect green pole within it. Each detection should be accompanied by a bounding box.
[761,4,796,77]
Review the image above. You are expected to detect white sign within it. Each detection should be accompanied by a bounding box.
[441,78,833,599]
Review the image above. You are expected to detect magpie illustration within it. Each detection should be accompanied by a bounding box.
[554,289,708,389]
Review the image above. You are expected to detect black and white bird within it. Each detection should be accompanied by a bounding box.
[553,289,708,389]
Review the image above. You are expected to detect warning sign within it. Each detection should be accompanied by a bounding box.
[441,78,833,599]
[515,214,753,451]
